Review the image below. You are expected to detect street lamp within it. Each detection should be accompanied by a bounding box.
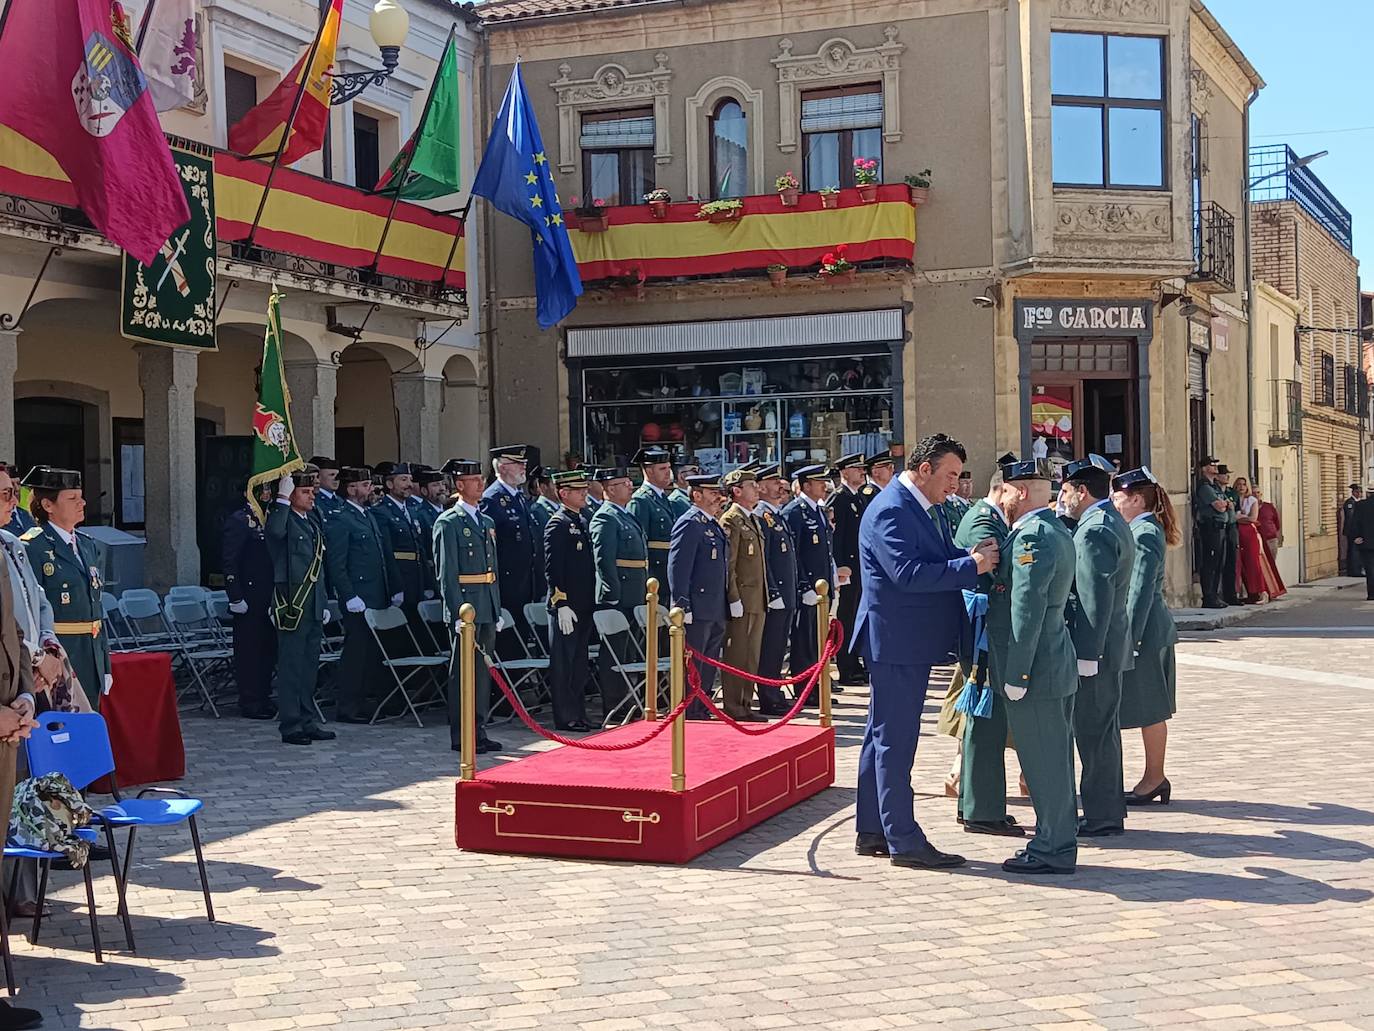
[330,0,411,106]
[1247,149,1328,191]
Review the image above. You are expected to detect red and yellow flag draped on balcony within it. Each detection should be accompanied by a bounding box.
[568,185,916,284]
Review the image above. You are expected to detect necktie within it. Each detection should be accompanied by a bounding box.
[933,505,951,547]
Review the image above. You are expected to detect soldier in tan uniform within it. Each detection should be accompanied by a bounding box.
[719,468,779,722]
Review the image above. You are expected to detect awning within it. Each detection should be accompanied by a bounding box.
[567,308,904,358]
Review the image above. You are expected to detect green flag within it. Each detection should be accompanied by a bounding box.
[246,289,303,523]
[375,36,461,200]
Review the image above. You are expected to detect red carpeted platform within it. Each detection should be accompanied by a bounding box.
[454,721,835,863]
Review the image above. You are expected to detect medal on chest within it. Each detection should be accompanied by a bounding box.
[61,590,71,606]
[812,533,820,545]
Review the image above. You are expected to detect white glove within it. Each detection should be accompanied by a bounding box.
[557,607,577,635]
[276,473,294,499]
[1076,659,1100,678]
[682,611,694,625]
[1133,649,1140,658]
[801,589,819,606]
[345,596,366,614]
[1004,684,1027,701]
[496,614,508,633]
[729,600,744,619]
[322,608,332,626]
[768,597,785,610]
[228,599,248,615]
[423,590,435,600]
[390,592,405,607]
[104,673,114,696]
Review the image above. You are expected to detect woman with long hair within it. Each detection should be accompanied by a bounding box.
[1111,468,1179,805]
[1233,476,1286,603]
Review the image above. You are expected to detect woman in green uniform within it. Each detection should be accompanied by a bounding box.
[1111,467,1180,805]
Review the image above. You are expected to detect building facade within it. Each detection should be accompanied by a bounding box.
[0,0,485,590]
[1249,279,1303,586]
[479,0,1259,604]
[1250,145,1365,580]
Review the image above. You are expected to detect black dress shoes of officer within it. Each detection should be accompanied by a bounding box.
[1002,849,1073,875]
[0,1000,43,1029]
[890,843,965,869]
[855,833,889,857]
[476,737,504,754]
[556,720,594,732]
[242,707,276,721]
[335,713,372,725]
[964,816,1025,837]
[306,728,336,742]
[281,732,313,745]
[1077,819,1125,837]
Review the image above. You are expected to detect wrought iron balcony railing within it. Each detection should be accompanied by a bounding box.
[1269,378,1303,446]
[1188,201,1235,294]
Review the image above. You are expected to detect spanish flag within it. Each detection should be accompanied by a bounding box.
[228,0,342,164]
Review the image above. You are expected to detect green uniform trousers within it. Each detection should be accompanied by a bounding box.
[276,621,323,738]
[721,610,765,718]
[1074,671,1126,831]
[1006,693,1079,871]
[448,621,496,750]
[960,690,1010,823]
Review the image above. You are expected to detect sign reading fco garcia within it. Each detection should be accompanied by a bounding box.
[119,147,217,350]
[1016,299,1152,336]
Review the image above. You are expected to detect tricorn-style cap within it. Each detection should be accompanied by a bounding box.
[307,455,340,471]
[552,469,590,490]
[414,469,444,487]
[1003,459,1054,482]
[631,446,672,467]
[1112,466,1159,492]
[338,466,373,487]
[594,466,631,482]
[20,466,81,491]
[292,463,321,489]
[374,462,412,479]
[1216,464,1231,475]
[1063,454,1115,482]
[442,459,482,477]
[489,444,529,463]
[996,452,1019,468]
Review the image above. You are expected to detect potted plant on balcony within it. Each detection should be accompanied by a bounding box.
[818,244,855,285]
[767,263,788,286]
[571,197,609,232]
[904,169,932,205]
[853,158,880,203]
[697,199,744,223]
[644,188,672,219]
[611,267,647,300]
[775,171,800,207]
[818,187,840,210]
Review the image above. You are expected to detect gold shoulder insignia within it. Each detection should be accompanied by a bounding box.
[19,527,42,542]
[1017,552,1035,565]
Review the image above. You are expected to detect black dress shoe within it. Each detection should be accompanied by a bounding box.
[890,843,965,869]
[0,1000,44,1030]
[306,728,337,742]
[965,817,1026,837]
[741,713,769,723]
[241,708,276,721]
[477,737,504,754]
[335,713,372,725]
[1077,820,1125,837]
[758,707,790,717]
[281,732,313,745]
[1002,849,1073,875]
[1124,778,1171,805]
[556,720,594,732]
[855,833,889,857]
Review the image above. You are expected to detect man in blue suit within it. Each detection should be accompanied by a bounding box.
[852,434,1000,869]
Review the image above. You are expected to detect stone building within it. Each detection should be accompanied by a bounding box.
[1249,279,1303,586]
[477,0,1260,603]
[0,0,485,589]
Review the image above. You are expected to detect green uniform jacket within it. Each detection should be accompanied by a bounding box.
[668,488,691,519]
[413,501,444,593]
[24,524,110,707]
[323,501,399,609]
[589,501,648,609]
[1069,502,1136,674]
[627,484,678,587]
[265,503,327,624]
[1126,514,1177,656]
[987,509,1077,698]
[530,495,558,537]
[434,505,501,626]
[953,498,1010,595]
[1193,476,1228,528]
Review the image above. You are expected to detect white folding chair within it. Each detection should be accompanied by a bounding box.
[416,598,452,660]
[101,592,135,652]
[591,609,655,727]
[163,599,230,717]
[479,606,549,724]
[364,606,449,727]
[116,589,178,652]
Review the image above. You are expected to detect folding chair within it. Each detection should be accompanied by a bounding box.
[165,585,210,605]
[116,589,178,652]
[313,600,345,724]
[416,599,452,660]
[364,606,449,726]
[101,591,134,652]
[634,605,673,712]
[163,599,229,717]
[591,609,655,727]
[25,712,213,953]
[477,606,548,724]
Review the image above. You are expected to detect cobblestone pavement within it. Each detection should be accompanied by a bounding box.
[17,589,1374,1030]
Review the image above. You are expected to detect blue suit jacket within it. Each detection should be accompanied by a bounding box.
[851,478,978,666]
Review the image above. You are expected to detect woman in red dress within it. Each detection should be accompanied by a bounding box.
[1234,476,1286,602]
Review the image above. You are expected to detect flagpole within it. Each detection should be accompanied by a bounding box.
[244,2,334,250]
[368,24,456,274]
[135,0,159,52]
[432,194,472,290]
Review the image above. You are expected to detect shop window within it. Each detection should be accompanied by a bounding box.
[709,99,748,200]
[353,112,381,191]
[1051,32,1165,189]
[801,84,882,191]
[1318,353,1334,406]
[1031,340,1131,375]
[224,65,259,130]
[580,108,655,205]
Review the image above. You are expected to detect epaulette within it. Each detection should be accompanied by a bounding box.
[19,527,42,542]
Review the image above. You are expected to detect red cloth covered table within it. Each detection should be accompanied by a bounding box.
[96,651,186,790]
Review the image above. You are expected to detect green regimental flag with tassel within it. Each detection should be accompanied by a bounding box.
[246,289,303,523]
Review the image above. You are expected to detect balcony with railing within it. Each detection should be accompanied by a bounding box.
[1250,144,1353,253]
[1187,201,1235,294]
[1269,378,1303,445]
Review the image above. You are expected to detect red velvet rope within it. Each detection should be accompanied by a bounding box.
[686,620,844,687]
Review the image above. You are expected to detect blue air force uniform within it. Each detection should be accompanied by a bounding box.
[667,481,729,720]
[481,479,543,637]
[782,476,834,681]
[222,499,277,716]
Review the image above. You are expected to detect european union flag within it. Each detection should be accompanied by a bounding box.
[471,64,583,329]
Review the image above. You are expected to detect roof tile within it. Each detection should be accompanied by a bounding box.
[477,0,649,22]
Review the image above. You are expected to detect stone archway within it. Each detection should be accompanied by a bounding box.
[334,339,424,466]
[440,351,483,462]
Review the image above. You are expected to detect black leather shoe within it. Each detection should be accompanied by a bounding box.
[335,713,372,725]
[890,843,965,869]
[556,720,594,732]
[477,737,504,754]
[965,817,1026,837]
[1125,778,1171,805]
[758,707,790,717]
[1077,820,1125,837]
[0,1000,44,1030]
[1002,849,1073,875]
[241,708,276,721]
[855,833,889,857]
[281,732,313,745]
[741,713,769,723]
[306,728,337,742]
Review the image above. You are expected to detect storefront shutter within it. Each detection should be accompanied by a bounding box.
[800,90,883,133]
[579,114,655,149]
[1188,349,1206,400]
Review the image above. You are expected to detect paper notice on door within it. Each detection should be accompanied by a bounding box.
[1104,433,1123,455]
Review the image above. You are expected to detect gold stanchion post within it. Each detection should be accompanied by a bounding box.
[644,577,660,721]
[459,603,477,781]
[669,606,686,791]
[815,579,832,729]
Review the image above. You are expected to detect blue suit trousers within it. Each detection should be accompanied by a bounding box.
[685,618,726,719]
[856,661,932,853]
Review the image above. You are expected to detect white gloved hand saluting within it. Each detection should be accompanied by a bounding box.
[1076,658,1100,678]
[1004,683,1027,701]
[801,589,819,606]
[729,600,744,619]
[276,473,295,499]
[557,607,577,635]
[345,596,366,614]
[228,600,249,615]
[390,592,405,607]
[768,597,785,610]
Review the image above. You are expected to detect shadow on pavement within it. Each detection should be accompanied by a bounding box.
[1084,827,1374,863]
[1165,799,1374,826]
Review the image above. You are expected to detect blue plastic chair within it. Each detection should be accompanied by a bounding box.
[4,826,104,965]
[25,713,215,947]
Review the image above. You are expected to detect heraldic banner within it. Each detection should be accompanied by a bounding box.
[246,289,303,522]
[120,147,217,349]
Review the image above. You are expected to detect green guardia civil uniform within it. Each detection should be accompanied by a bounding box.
[433,500,501,749]
[265,502,329,739]
[627,484,678,588]
[1069,500,1136,833]
[949,498,1016,824]
[530,495,559,537]
[589,499,649,714]
[24,524,110,711]
[987,507,1080,871]
[1119,513,1178,729]
[668,487,691,519]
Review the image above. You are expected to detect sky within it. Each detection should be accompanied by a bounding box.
[1206,0,1374,273]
